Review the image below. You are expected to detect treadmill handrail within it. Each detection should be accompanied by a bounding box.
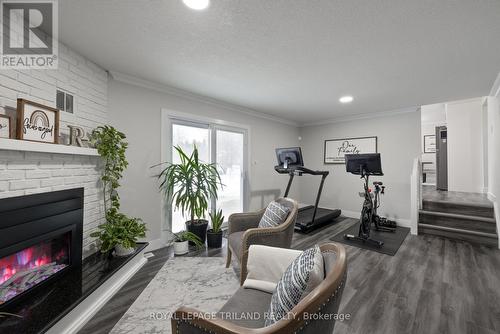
[274,165,329,176]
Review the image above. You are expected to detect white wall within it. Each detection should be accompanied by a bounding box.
[297,110,421,226]
[446,98,484,193]
[108,78,300,248]
[486,92,500,248]
[421,103,446,166]
[487,97,500,199]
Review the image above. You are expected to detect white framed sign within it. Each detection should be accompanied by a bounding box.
[423,135,436,153]
[324,136,378,164]
[17,99,60,144]
[0,114,11,138]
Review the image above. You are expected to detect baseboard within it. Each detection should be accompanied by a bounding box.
[341,209,411,228]
[341,210,361,220]
[145,238,167,253]
[46,251,148,334]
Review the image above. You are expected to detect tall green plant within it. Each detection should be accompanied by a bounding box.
[159,146,222,223]
[90,125,128,213]
[90,125,146,252]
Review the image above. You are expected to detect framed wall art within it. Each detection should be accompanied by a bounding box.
[17,99,60,144]
[324,136,378,164]
[423,135,436,153]
[0,114,11,139]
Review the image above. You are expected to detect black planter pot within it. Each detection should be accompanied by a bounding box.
[207,229,223,248]
[186,219,208,245]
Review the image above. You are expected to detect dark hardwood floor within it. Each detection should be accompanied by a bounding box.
[79,217,500,334]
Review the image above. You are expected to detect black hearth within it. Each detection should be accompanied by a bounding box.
[0,188,84,308]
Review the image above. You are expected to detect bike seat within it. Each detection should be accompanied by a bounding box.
[373,181,383,185]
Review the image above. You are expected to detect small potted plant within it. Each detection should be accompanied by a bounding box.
[207,210,224,248]
[158,146,222,244]
[170,230,203,255]
[91,208,147,256]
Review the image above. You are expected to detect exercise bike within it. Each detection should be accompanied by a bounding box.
[372,181,397,229]
[344,153,390,247]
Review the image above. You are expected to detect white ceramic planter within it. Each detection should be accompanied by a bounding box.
[173,241,189,255]
[115,244,135,257]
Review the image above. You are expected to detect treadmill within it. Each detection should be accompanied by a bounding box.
[275,147,342,233]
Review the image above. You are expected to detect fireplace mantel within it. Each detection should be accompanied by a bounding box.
[0,138,99,156]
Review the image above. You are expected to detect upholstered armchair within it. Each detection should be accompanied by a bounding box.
[172,243,348,334]
[225,197,298,284]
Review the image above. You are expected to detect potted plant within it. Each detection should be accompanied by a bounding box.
[158,146,222,245]
[90,125,147,255]
[91,209,147,256]
[170,230,204,255]
[207,209,224,248]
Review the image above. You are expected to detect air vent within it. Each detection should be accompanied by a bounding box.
[56,89,74,114]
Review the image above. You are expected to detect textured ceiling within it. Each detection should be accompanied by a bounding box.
[59,0,500,124]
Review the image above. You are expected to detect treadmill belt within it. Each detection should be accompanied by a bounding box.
[296,208,335,224]
[295,207,342,231]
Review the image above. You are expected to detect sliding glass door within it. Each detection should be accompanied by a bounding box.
[170,120,247,232]
[171,121,210,232]
[215,128,245,219]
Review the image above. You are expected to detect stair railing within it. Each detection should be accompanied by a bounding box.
[410,156,422,235]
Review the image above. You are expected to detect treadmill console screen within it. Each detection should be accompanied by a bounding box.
[276,147,304,169]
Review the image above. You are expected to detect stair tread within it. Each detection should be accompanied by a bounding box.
[418,225,498,247]
[418,223,498,238]
[422,199,493,209]
[419,210,496,223]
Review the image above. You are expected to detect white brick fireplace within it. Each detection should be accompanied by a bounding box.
[0,148,103,257]
[0,40,108,258]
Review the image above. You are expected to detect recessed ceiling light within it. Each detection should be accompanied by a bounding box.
[339,96,354,104]
[183,0,210,10]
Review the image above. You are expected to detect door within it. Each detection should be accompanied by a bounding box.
[215,128,245,219]
[436,126,448,191]
[171,121,210,232]
[169,119,247,232]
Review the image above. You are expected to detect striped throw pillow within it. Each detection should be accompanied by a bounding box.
[258,201,290,228]
[265,245,324,326]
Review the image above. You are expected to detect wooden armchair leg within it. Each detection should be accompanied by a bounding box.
[226,247,232,268]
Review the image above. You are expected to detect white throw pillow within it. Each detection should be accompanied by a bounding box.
[265,245,324,326]
[243,245,302,293]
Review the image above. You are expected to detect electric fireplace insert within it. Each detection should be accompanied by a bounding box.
[0,188,83,309]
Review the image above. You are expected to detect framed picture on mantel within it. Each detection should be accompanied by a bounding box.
[0,114,11,139]
[17,99,60,144]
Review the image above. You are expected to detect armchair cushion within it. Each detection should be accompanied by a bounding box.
[265,245,324,326]
[243,245,302,293]
[218,287,272,329]
[258,200,290,228]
